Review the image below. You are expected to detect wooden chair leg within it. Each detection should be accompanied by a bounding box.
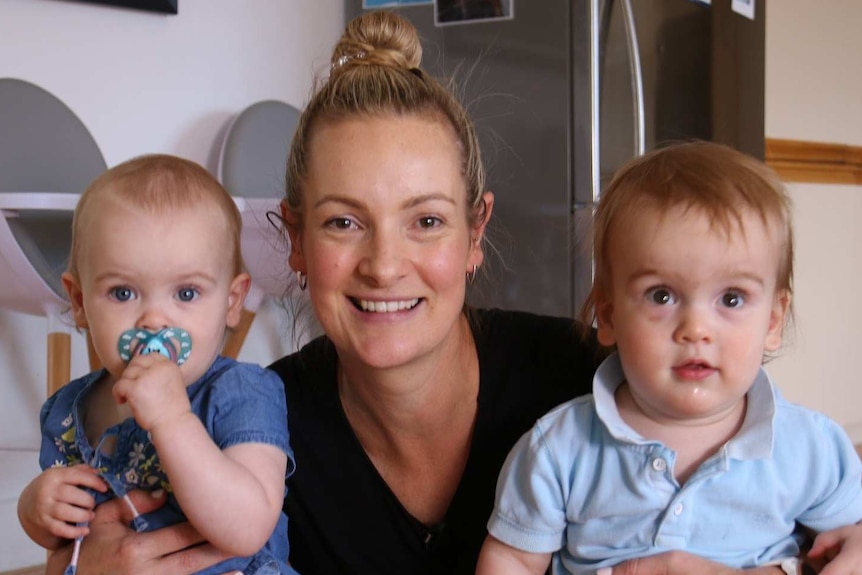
[46,330,70,398]
[86,330,103,372]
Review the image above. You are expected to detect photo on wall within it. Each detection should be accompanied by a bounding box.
[434,0,513,26]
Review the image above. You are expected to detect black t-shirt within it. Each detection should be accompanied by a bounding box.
[268,309,602,575]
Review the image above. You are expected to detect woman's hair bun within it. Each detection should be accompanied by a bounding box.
[331,10,423,72]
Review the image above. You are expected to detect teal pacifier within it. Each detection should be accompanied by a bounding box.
[117,327,192,365]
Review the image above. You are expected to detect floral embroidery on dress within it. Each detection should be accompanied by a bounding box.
[48,410,171,493]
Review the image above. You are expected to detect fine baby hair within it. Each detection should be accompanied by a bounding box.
[69,153,245,281]
[580,140,794,330]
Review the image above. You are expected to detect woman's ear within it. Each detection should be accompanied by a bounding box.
[61,272,88,330]
[280,200,306,274]
[467,192,495,270]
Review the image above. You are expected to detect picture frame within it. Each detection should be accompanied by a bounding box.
[434,0,513,26]
[71,0,178,14]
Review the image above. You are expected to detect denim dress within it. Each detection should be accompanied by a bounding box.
[39,356,297,575]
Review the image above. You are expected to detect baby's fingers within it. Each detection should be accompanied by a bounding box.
[44,515,90,540]
[63,465,109,492]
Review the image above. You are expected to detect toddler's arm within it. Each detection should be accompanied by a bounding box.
[17,464,108,549]
[113,354,287,557]
[476,534,552,575]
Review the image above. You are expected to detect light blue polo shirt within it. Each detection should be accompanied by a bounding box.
[488,353,862,575]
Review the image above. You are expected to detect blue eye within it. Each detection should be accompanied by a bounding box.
[110,287,135,302]
[721,290,745,309]
[177,287,198,302]
[646,288,676,305]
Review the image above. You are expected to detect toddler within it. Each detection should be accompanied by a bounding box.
[17,154,296,575]
[476,142,862,575]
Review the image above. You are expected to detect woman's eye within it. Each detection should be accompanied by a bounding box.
[418,216,441,229]
[721,291,745,309]
[326,217,355,230]
[177,288,198,302]
[110,287,135,302]
[646,288,676,306]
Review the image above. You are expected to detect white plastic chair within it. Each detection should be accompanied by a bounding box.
[0,78,107,396]
[216,100,300,357]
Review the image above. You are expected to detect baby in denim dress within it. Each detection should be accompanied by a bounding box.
[17,154,297,575]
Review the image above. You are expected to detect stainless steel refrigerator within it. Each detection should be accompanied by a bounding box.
[345,0,766,318]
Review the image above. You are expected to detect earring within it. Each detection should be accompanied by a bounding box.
[466,264,478,285]
[297,271,308,291]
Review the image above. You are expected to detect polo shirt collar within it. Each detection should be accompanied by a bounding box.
[593,352,775,460]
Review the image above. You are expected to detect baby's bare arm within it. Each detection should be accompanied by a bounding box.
[149,411,287,557]
[18,465,107,549]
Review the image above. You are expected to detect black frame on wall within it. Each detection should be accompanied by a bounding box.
[71,0,178,14]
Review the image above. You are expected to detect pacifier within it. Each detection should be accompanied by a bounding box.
[117,327,192,365]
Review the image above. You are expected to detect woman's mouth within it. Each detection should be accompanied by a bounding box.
[352,298,421,313]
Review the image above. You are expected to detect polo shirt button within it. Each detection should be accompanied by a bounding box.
[651,457,667,472]
[674,503,684,515]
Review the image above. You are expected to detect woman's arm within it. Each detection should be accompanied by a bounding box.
[45,490,231,575]
[808,524,862,575]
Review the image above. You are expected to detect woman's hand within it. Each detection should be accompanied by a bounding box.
[809,523,862,575]
[596,551,783,575]
[45,489,231,575]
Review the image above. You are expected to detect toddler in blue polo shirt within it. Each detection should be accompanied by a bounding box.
[477,142,862,575]
[17,154,297,575]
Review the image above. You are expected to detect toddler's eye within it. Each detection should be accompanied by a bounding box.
[110,287,135,302]
[646,288,676,306]
[177,288,198,302]
[721,291,745,309]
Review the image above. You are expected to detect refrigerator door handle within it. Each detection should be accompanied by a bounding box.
[620,0,646,156]
[589,0,601,205]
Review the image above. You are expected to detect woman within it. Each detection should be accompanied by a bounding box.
[46,11,860,575]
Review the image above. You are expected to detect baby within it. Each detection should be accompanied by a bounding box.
[17,154,296,575]
[477,142,862,575]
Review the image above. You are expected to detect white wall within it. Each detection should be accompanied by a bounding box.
[0,0,341,570]
[762,0,862,440]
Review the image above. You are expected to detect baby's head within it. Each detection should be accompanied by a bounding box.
[68,154,244,280]
[582,141,793,422]
[64,154,249,383]
[582,141,793,332]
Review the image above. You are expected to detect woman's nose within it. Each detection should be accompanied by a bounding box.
[358,228,407,286]
[673,304,712,344]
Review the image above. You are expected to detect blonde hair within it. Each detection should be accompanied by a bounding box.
[580,141,794,326]
[284,10,487,228]
[69,154,244,279]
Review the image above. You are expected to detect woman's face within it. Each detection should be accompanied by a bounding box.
[287,113,492,370]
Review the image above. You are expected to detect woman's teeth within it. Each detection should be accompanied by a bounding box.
[357,299,420,313]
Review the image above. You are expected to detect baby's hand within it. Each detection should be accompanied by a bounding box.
[19,465,108,540]
[112,353,192,433]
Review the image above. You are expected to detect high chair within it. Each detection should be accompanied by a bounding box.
[0,78,108,397]
[216,99,302,357]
